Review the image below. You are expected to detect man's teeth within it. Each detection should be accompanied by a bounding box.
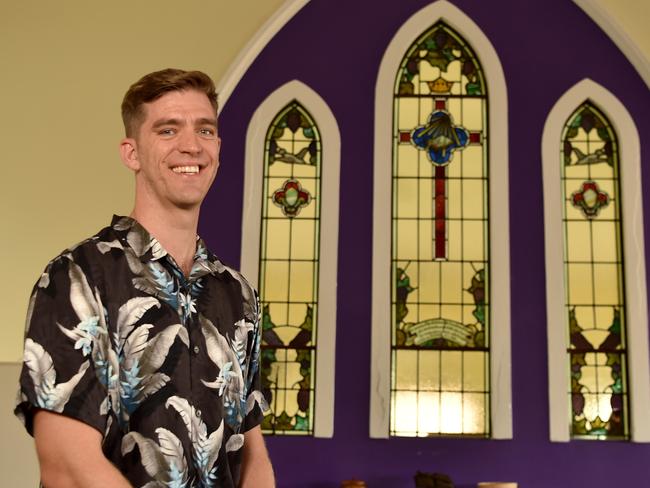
[172,166,200,174]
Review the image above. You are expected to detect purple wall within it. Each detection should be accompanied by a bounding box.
[199,1,650,486]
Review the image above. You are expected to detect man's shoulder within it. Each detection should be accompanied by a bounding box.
[39,220,119,279]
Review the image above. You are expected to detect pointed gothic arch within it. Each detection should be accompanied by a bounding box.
[371,0,511,438]
[241,80,340,437]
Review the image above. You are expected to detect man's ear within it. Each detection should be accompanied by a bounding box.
[119,138,140,171]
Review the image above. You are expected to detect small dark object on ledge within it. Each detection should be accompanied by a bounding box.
[414,471,454,488]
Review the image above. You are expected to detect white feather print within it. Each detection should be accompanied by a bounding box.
[67,261,97,321]
[117,297,161,347]
[155,428,188,476]
[96,239,124,254]
[24,339,90,411]
[122,432,169,479]
[139,324,185,376]
[225,434,244,453]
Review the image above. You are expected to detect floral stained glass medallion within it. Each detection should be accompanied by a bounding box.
[562,102,629,440]
[258,102,321,435]
[391,21,490,436]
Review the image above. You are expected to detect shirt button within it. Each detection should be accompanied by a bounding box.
[196,409,202,417]
[193,346,200,354]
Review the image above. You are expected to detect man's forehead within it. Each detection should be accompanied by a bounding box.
[142,89,217,121]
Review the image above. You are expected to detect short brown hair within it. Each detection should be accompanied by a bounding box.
[121,68,218,137]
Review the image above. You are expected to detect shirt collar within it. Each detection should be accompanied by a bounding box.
[110,215,220,280]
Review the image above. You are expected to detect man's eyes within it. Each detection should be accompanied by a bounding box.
[198,127,216,137]
[156,127,216,137]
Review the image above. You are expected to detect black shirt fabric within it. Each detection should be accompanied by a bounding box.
[15,215,265,487]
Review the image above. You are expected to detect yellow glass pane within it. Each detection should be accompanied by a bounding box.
[295,177,317,200]
[591,221,617,262]
[288,303,308,327]
[392,391,418,435]
[395,349,418,390]
[439,392,463,433]
[440,263,463,303]
[566,221,592,262]
[417,262,440,305]
[418,98,434,125]
[418,219,433,261]
[445,219,460,261]
[462,179,484,219]
[593,263,620,304]
[594,306,615,331]
[573,306,595,330]
[418,60,439,84]
[396,219,418,260]
[462,221,485,261]
[418,153,434,179]
[446,99,461,121]
[446,179,461,220]
[290,219,316,260]
[396,178,419,218]
[567,263,594,305]
[274,325,300,345]
[265,197,285,219]
[461,98,483,131]
[459,146,483,178]
[440,351,462,391]
[596,179,615,198]
[564,198,585,221]
[262,261,289,302]
[589,162,614,179]
[463,351,486,392]
[268,302,288,326]
[265,219,290,260]
[418,179,433,219]
[596,198,616,220]
[417,391,441,435]
[418,304,439,322]
[267,161,292,178]
[289,262,315,303]
[397,98,418,131]
[462,392,486,434]
[396,145,419,177]
[417,350,440,391]
[292,162,318,180]
[564,164,589,180]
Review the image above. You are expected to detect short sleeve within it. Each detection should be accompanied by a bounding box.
[15,254,110,437]
[242,289,266,432]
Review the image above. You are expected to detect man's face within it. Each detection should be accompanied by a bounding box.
[128,89,220,212]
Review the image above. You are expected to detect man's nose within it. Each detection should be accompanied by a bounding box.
[178,129,201,154]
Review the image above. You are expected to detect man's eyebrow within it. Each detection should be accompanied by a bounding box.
[151,118,181,129]
[196,117,217,127]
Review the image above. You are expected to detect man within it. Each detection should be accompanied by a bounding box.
[15,69,275,487]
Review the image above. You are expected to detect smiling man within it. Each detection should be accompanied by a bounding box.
[15,69,274,487]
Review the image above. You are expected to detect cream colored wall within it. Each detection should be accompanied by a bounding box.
[1,0,285,363]
[0,1,284,484]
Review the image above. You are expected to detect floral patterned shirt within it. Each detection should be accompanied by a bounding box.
[15,215,265,487]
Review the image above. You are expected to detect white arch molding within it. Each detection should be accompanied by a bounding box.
[542,78,650,442]
[241,80,341,438]
[370,0,512,439]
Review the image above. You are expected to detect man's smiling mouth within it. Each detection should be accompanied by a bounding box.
[171,165,200,174]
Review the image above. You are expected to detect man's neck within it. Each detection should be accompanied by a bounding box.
[130,205,200,277]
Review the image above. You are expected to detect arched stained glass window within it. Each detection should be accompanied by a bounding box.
[543,78,650,443]
[390,21,489,436]
[561,102,629,439]
[258,101,321,435]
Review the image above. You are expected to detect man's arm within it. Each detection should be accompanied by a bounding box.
[34,410,132,488]
[239,425,275,488]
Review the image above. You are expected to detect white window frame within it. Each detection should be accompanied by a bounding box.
[370,0,512,439]
[542,78,650,442]
[241,79,341,438]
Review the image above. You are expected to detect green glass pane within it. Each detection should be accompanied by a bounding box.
[562,102,629,440]
[259,101,321,436]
